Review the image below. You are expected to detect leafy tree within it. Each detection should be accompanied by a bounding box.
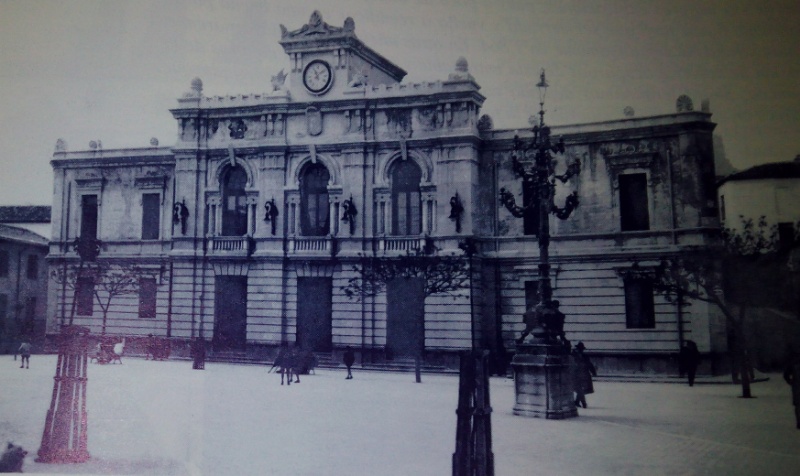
[643,217,798,398]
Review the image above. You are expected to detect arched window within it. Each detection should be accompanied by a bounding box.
[391,160,422,236]
[300,163,330,236]
[221,166,248,236]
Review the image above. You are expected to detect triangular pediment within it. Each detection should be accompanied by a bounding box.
[279,10,406,83]
[279,10,355,41]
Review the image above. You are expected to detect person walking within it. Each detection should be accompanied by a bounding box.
[343,346,355,379]
[271,344,299,385]
[18,341,31,369]
[572,341,597,408]
[783,351,800,429]
[191,337,206,370]
[679,340,701,386]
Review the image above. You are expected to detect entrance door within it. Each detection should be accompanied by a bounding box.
[214,276,247,350]
[296,277,332,352]
[386,277,424,359]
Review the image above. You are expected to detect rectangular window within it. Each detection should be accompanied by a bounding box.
[619,174,650,231]
[81,194,99,239]
[26,255,39,280]
[392,192,422,236]
[26,296,36,321]
[624,277,655,329]
[0,250,8,277]
[396,193,407,234]
[523,182,540,236]
[409,191,421,235]
[719,195,726,222]
[138,278,157,318]
[525,280,540,309]
[141,193,161,240]
[0,294,7,321]
[76,276,94,316]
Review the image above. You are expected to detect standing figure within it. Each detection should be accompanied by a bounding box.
[571,341,597,408]
[18,341,31,369]
[783,351,800,429]
[289,346,301,384]
[679,340,701,386]
[145,334,157,360]
[343,346,355,379]
[271,345,295,386]
[191,337,206,370]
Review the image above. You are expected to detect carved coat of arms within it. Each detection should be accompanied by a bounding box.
[307,107,322,136]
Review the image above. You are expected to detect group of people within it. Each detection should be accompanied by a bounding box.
[270,345,321,385]
[269,345,357,384]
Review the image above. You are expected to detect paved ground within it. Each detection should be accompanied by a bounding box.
[1,355,798,475]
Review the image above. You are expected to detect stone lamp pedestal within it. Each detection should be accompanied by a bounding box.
[512,339,577,419]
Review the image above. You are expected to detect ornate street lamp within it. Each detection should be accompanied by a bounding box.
[499,70,581,419]
[500,70,580,318]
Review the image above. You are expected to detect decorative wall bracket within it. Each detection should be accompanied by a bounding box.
[449,192,464,233]
[173,200,190,235]
[263,198,279,235]
[340,196,358,234]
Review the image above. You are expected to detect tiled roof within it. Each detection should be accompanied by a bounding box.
[0,206,51,223]
[718,161,800,185]
[0,224,49,247]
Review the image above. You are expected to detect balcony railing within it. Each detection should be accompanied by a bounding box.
[377,236,427,253]
[208,236,253,255]
[288,236,332,254]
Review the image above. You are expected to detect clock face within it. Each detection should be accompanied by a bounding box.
[303,60,332,94]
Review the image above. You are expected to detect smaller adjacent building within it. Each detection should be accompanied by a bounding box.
[0,206,51,352]
[717,156,800,248]
[717,157,800,368]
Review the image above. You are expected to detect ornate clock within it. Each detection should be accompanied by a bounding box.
[303,60,333,94]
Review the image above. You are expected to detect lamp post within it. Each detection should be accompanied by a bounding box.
[499,70,581,419]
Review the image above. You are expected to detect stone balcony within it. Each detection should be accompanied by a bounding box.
[287,236,335,257]
[374,236,429,255]
[207,236,253,257]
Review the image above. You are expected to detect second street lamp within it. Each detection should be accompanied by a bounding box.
[499,70,582,419]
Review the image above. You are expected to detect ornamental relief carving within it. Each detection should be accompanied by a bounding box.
[447,103,471,128]
[180,118,198,141]
[228,119,248,139]
[344,109,373,133]
[382,109,412,138]
[600,140,660,158]
[197,116,283,142]
[600,140,662,171]
[418,106,444,130]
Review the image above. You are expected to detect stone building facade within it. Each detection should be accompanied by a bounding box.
[46,12,725,372]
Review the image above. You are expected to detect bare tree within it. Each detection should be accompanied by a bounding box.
[52,261,155,335]
[643,217,797,398]
[341,246,471,301]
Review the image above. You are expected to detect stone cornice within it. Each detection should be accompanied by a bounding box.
[51,151,175,169]
[173,134,482,157]
[170,84,484,118]
[482,112,716,151]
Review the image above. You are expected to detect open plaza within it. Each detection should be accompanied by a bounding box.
[1,355,799,475]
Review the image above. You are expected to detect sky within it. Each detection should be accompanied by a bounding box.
[0,0,798,205]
